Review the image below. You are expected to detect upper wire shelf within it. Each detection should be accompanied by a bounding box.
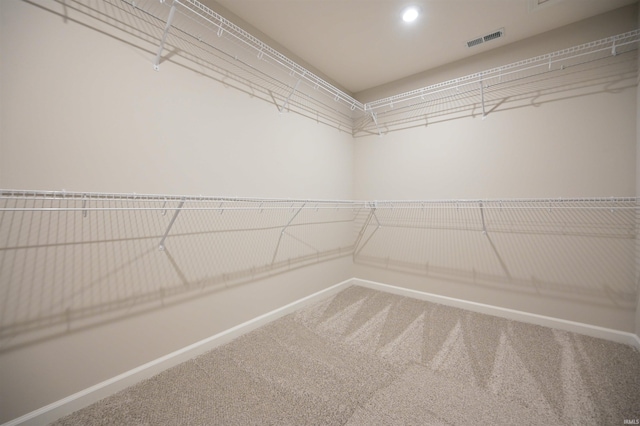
[124,0,363,126]
[117,0,639,136]
[365,30,640,112]
[2,188,634,351]
[176,0,363,111]
[357,29,640,136]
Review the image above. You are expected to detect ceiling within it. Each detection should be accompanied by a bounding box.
[210,0,637,94]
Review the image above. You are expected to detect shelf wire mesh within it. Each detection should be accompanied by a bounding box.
[356,30,640,136]
[1,190,638,350]
[55,0,640,135]
[120,0,358,132]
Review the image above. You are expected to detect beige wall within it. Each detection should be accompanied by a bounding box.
[353,7,638,332]
[354,88,636,200]
[0,0,353,422]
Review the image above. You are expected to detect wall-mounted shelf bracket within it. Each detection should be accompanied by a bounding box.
[368,109,382,137]
[353,201,381,258]
[479,202,487,235]
[279,78,302,113]
[158,200,185,251]
[479,78,487,119]
[82,196,88,218]
[153,0,178,71]
[271,203,305,263]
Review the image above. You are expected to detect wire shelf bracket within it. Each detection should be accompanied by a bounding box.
[479,77,487,119]
[279,77,302,114]
[122,0,639,135]
[158,199,185,251]
[367,107,382,137]
[174,0,363,112]
[364,29,640,113]
[479,201,487,234]
[153,0,178,71]
[353,201,381,258]
[271,202,306,264]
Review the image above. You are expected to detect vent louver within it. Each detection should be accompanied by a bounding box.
[466,37,484,48]
[466,28,505,48]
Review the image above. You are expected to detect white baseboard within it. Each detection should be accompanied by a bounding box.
[3,279,353,426]
[352,278,640,350]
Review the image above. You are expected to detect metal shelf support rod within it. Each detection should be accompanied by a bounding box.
[158,200,185,251]
[153,0,178,71]
[364,29,640,112]
[368,109,382,137]
[279,78,302,113]
[179,0,363,111]
[271,202,306,264]
[480,78,486,118]
[353,209,375,257]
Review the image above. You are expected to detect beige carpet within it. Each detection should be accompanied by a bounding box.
[52,286,640,425]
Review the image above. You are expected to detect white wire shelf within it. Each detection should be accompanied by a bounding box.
[119,0,361,132]
[356,30,640,136]
[1,190,637,211]
[0,190,365,212]
[98,0,638,136]
[176,0,363,111]
[365,30,640,111]
[350,195,637,304]
[0,188,360,347]
[2,189,635,267]
[1,188,636,347]
[368,197,639,211]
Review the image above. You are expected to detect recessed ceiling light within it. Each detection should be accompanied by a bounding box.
[402,7,420,23]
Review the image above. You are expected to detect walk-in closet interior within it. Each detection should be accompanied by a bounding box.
[1,0,640,424]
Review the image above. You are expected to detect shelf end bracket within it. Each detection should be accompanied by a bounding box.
[271,202,306,263]
[279,78,302,113]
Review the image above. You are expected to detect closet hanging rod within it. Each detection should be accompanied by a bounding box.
[0,190,358,205]
[123,0,355,130]
[1,205,635,212]
[0,191,637,211]
[365,29,640,111]
[125,0,638,132]
[0,206,366,212]
[368,198,638,210]
[369,197,638,203]
[367,205,637,211]
[368,44,637,115]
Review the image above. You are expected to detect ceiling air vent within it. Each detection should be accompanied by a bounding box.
[466,37,484,48]
[466,28,505,48]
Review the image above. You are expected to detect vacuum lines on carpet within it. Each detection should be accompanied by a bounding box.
[52,286,640,425]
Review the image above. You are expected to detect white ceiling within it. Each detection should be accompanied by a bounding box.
[211,0,637,94]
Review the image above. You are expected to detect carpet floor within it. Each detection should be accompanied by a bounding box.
[52,285,640,425]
